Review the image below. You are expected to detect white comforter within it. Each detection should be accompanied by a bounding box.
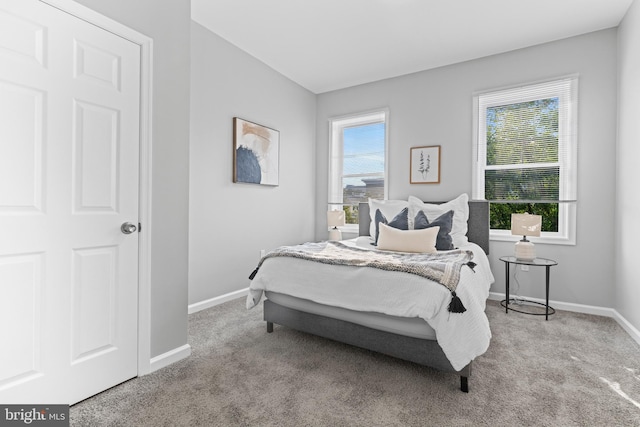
[247,237,494,371]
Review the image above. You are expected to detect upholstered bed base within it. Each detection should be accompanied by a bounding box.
[264,299,471,392]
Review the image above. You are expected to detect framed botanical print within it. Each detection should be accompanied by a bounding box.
[410,145,441,184]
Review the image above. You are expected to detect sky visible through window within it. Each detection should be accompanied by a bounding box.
[342,122,385,187]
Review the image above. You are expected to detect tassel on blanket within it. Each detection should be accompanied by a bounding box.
[248,267,258,280]
[449,260,473,312]
[466,261,477,273]
[448,291,467,313]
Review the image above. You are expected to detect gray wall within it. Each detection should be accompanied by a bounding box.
[188,22,316,305]
[74,0,191,358]
[316,30,618,309]
[616,2,640,331]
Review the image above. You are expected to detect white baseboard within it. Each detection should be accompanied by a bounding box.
[188,288,249,314]
[611,310,640,347]
[186,289,640,347]
[148,344,191,374]
[488,292,640,346]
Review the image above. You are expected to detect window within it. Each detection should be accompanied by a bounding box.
[472,77,578,244]
[328,110,388,229]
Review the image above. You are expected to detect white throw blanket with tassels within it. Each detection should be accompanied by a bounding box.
[250,240,474,293]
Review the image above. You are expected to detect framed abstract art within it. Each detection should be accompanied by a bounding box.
[233,117,280,186]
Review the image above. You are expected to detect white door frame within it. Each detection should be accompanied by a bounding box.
[40,0,154,376]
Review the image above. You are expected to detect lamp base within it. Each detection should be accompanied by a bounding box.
[515,240,536,261]
[328,228,342,241]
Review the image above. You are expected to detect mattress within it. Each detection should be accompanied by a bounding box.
[265,291,437,340]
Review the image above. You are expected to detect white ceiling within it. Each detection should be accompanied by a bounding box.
[192,0,633,94]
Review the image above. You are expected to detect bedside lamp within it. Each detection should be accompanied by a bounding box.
[327,210,345,241]
[511,213,542,261]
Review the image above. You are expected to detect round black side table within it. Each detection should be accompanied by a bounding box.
[499,256,557,320]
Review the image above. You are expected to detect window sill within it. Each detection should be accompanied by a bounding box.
[339,224,359,234]
[490,230,576,246]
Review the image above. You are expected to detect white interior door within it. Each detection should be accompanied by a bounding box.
[0,0,141,404]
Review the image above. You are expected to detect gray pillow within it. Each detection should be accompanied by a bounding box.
[414,210,454,250]
[374,207,409,245]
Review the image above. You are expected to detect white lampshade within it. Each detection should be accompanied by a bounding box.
[511,213,542,261]
[510,213,542,237]
[327,210,345,228]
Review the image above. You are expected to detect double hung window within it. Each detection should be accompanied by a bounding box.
[328,110,388,229]
[472,77,578,244]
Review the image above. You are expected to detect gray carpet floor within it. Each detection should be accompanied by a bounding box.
[71,298,640,426]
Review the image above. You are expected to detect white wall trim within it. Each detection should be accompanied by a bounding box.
[488,292,640,346]
[40,0,152,42]
[611,310,640,347]
[189,288,249,314]
[188,289,640,347]
[41,0,155,376]
[148,344,192,374]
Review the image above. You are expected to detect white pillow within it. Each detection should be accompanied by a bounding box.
[368,199,409,237]
[376,223,439,253]
[408,193,470,247]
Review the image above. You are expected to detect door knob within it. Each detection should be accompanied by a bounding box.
[121,222,137,234]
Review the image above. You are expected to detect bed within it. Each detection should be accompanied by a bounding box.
[247,196,493,392]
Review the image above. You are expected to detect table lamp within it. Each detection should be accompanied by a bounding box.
[327,210,345,241]
[511,213,542,261]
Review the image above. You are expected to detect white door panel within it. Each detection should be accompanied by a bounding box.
[0,81,45,213]
[0,0,140,404]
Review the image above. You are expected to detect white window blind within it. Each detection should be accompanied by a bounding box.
[475,77,578,203]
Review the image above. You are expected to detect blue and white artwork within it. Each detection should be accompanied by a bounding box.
[233,118,279,186]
